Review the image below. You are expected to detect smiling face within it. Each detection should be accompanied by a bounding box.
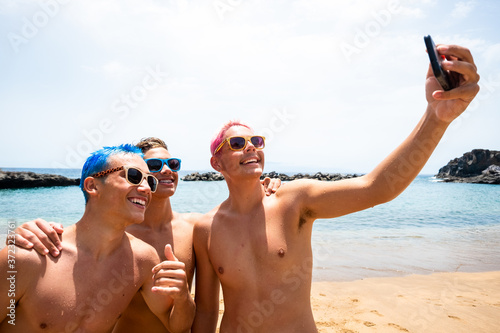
[90,154,153,226]
[143,147,179,198]
[211,125,265,180]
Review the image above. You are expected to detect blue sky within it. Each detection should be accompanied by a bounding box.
[1,0,499,174]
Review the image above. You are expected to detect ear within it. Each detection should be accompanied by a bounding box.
[83,177,100,198]
[210,156,222,172]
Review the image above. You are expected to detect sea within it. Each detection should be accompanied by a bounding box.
[1,167,499,282]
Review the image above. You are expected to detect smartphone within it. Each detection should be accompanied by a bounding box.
[424,35,452,91]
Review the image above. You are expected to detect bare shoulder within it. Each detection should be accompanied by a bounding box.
[1,245,44,290]
[3,244,42,269]
[178,213,204,226]
[277,178,331,191]
[193,209,217,230]
[192,209,217,246]
[125,232,160,265]
[273,179,316,198]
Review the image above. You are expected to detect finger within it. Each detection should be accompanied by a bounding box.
[18,220,61,256]
[437,45,476,68]
[164,244,178,262]
[441,59,480,84]
[261,177,271,195]
[48,222,65,234]
[154,275,186,287]
[432,82,480,101]
[151,286,183,297]
[272,179,281,192]
[14,229,49,256]
[152,261,186,275]
[261,177,271,187]
[12,232,34,249]
[36,220,63,252]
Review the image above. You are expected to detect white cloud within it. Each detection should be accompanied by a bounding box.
[482,43,500,68]
[451,1,476,18]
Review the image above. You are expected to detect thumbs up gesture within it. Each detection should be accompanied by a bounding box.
[151,244,189,301]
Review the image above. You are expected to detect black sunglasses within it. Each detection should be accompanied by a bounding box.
[91,166,158,193]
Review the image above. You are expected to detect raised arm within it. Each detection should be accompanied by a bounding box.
[192,218,220,333]
[283,44,480,221]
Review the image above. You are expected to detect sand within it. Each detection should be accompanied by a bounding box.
[216,271,500,332]
[310,271,500,332]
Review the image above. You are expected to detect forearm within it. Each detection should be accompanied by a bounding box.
[367,105,449,201]
[167,293,196,333]
[192,310,219,333]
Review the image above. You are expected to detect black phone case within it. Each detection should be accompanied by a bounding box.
[424,35,452,91]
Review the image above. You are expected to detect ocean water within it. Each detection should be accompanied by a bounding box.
[1,168,499,282]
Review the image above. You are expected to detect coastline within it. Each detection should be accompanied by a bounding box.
[215,271,500,332]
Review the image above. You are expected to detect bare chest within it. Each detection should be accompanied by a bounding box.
[209,210,313,289]
[129,222,195,284]
[19,256,142,332]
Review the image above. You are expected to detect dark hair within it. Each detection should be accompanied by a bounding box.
[136,137,168,153]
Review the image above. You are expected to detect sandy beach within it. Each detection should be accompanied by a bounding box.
[216,271,500,332]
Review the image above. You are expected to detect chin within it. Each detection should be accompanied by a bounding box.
[243,168,264,178]
[154,187,176,198]
[129,212,146,225]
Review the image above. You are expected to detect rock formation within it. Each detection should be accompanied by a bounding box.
[0,171,80,189]
[182,171,361,181]
[435,149,500,184]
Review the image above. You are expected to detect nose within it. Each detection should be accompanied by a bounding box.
[160,163,173,174]
[244,138,257,152]
[137,177,152,195]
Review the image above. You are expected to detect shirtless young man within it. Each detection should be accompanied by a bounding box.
[192,44,480,332]
[0,144,195,332]
[11,138,280,332]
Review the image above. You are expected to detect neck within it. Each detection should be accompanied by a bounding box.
[224,175,265,214]
[70,208,130,260]
[143,195,174,229]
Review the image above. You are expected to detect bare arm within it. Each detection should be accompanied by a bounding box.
[192,219,220,333]
[148,244,195,333]
[282,44,480,221]
[0,245,38,323]
[0,247,17,323]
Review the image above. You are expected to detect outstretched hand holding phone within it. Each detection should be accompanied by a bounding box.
[424,38,479,124]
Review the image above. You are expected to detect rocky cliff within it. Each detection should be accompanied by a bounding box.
[0,171,80,189]
[435,149,500,184]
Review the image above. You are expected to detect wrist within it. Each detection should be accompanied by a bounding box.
[173,287,194,306]
[425,104,452,127]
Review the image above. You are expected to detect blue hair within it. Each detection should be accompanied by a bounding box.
[80,144,143,202]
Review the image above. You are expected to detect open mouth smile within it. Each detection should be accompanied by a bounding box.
[158,178,175,185]
[129,197,147,208]
[241,158,259,165]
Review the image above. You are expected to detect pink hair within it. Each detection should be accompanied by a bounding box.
[210,120,253,156]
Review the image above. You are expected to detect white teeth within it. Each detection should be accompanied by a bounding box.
[242,159,258,165]
[130,198,146,206]
[160,179,173,184]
